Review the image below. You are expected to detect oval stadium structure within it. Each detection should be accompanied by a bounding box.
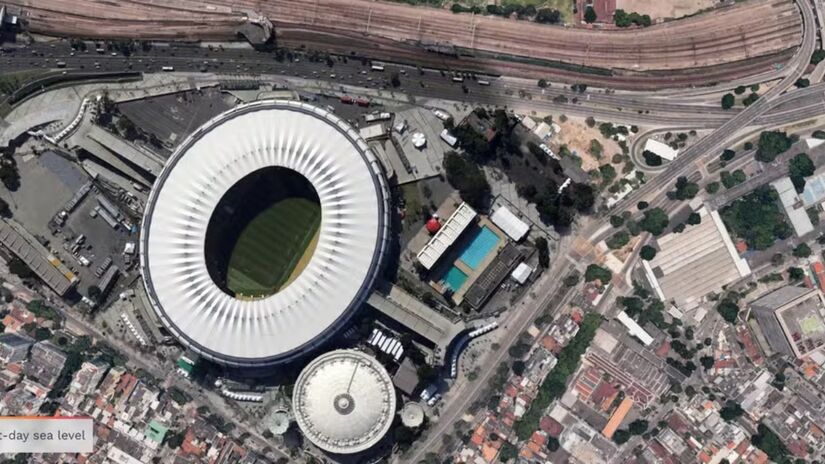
[140,100,391,367]
[292,350,396,454]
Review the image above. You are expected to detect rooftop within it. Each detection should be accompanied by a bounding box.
[643,207,750,309]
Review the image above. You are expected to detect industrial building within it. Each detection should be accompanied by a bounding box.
[751,286,825,358]
[772,177,814,237]
[140,101,391,368]
[0,220,78,296]
[643,207,751,310]
[292,350,396,454]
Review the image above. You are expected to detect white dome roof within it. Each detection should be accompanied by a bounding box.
[293,350,396,454]
[140,101,390,367]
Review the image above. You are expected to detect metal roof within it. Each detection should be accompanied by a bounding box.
[416,202,477,270]
[293,350,396,454]
[490,206,530,241]
[140,101,391,367]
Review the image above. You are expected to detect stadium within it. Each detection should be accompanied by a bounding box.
[139,100,391,368]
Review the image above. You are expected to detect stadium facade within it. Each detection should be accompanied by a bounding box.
[140,101,391,367]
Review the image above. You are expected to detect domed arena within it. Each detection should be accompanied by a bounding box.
[140,101,391,367]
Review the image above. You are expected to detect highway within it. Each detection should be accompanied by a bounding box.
[2,40,824,131]
[599,0,818,221]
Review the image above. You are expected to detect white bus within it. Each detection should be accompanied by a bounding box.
[370,64,385,72]
[451,76,464,83]
[161,66,174,72]
[477,79,491,86]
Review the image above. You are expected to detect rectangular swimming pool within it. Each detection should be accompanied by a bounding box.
[458,226,500,270]
[442,266,469,292]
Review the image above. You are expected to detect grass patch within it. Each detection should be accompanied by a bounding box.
[226,198,321,297]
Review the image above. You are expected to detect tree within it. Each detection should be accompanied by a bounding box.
[720,169,747,189]
[642,150,662,166]
[720,149,736,162]
[8,257,34,279]
[165,431,184,448]
[734,85,747,95]
[535,8,561,24]
[637,201,649,210]
[699,355,715,370]
[751,423,791,463]
[584,264,612,284]
[686,212,701,225]
[512,360,526,376]
[755,131,792,163]
[612,429,631,444]
[628,420,648,435]
[606,231,630,249]
[494,442,517,462]
[721,186,791,249]
[87,285,102,300]
[812,49,825,64]
[535,237,550,268]
[788,266,805,281]
[788,152,815,192]
[639,208,669,236]
[537,79,548,88]
[563,272,580,287]
[721,93,735,110]
[584,6,597,23]
[669,176,699,200]
[720,401,745,422]
[793,243,811,258]
[705,181,720,194]
[390,72,401,88]
[742,93,759,107]
[717,298,739,324]
[443,151,490,209]
[640,245,657,261]
[610,215,625,228]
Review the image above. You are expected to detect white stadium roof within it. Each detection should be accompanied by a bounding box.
[293,350,396,454]
[416,202,477,270]
[140,101,390,367]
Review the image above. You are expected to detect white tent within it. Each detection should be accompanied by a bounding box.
[511,263,533,285]
[490,207,530,241]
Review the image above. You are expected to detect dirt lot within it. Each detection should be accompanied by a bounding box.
[552,118,623,172]
[616,0,717,20]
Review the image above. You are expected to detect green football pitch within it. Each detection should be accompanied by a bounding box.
[226,198,321,298]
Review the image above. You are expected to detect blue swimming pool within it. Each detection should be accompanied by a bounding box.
[443,266,469,292]
[458,226,500,270]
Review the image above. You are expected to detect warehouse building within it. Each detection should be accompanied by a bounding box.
[642,207,750,310]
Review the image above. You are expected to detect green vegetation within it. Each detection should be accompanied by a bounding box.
[812,49,825,65]
[443,151,490,209]
[720,149,736,162]
[751,423,792,464]
[716,296,740,324]
[793,243,812,258]
[686,212,701,225]
[617,296,666,329]
[515,314,602,439]
[610,215,625,228]
[226,197,320,297]
[584,6,597,23]
[639,208,669,236]
[742,93,759,107]
[788,266,805,281]
[640,245,657,261]
[755,131,793,163]
[720,401,744,422]
[498,442,518,462]
[721,93,735,110]
[26,300,60,322]
[642,150,663,167]
[721,186,791,249]
[613,9,652,27]
[720,170,747,189]
[589,139,604,158]
[584,264,612,284]
[734,85,747,95]
[788,152,814,192]
[705,182,720,194]
[535,237,550,268]
[668,176,699,200]
[606,231,630,250]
